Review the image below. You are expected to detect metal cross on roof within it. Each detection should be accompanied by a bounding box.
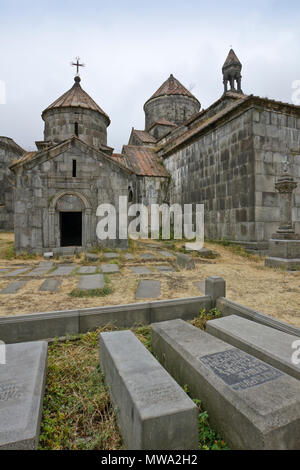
[71,57,85,76]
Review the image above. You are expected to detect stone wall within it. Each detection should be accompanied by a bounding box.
[253,107,300,240]
[13,140,135,254]
[162,108,256,242]
[0,137,23,231]
[43,107,109,148]
[144,95,200,131]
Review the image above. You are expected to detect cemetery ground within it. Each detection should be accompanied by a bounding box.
[0,232,299,327]
[40,313,229,450]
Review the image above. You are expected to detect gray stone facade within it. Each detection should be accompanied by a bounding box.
[0,137,24,231]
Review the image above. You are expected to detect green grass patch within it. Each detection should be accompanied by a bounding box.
[39,322,228,450]
[69,286,113,298]
[190,308,222,331]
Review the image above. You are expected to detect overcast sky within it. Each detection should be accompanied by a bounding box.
[1,0,300,152]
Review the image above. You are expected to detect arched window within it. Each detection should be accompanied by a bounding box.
[75,122,79,137]
[128,186,133,203]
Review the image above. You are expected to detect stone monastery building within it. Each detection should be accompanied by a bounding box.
[1,49,300,254]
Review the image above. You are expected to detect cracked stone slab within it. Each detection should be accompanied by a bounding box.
[101,264,120,274]
[103,253,119,259]
[39,279,61,293]
[78,274,104,290]
[136,280,161,299]
[130,266,152,275]
[156,265,175,272]
[50,265,76,276]
[0,341,48,449]
[78,266,97,274]
[5,268,32,277]
[0,281,26,295]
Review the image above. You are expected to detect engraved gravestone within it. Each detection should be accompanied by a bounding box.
[0,341,48,449]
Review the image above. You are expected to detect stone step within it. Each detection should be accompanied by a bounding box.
[99,330,198,450]
[151,319,300,450]
[206,315,300,381]
[0,341,48,449]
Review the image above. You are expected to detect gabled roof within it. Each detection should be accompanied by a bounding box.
[10,137,132,174]
[131,129,157,144]
[223,49,242,70]
[145,74,200,105]
[148,119,177,130]
[112,146,169,177]
[42,76,110,124]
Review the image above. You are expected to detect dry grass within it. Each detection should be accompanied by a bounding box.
[0,232,299,327]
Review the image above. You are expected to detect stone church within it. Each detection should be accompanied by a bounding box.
[1,49,300,254]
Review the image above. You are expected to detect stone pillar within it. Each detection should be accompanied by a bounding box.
[265,166,300,270]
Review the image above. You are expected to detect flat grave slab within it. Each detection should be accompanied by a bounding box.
[151,319,300,450]
[130,266,152,275]
[156,265,175,272]
[85,253,99,262]
[78,266,97,274]
[99,330,198,450]
[38,261,54,269]
[157,251,175,258]
[140,253,156,260]
[206,315,300,381]
[50,265,75,276]
[0,281,26,295]
[0,269,11,274]
[24,266,52,277]
[39,279,61,293]
[136,280,161,299]
[78,274,104,290]
[101,264,120,274]
[103,253,119,259]
[176,254,195,270]
[5,268,31,277]
[0,341,48,449]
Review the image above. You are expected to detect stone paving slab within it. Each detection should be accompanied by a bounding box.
[156,265,175,272]
[206,315,300,381]
[50,265,76,276]
[0,281,26,295]
[78,266,97,274]
[38,261,54,269]
[5,268,31,277]
[101,264,120,274]
[140,253,156,260]
[24,267,52,277]
[78,274,105,290]
[99,330,198,450]
[130,266,152,275]
[157,251,175,258]
[0,341,48,449]
[151,319,300,450]
[136,280,161,299]
[103,253,119,259]
[39,279,62,293]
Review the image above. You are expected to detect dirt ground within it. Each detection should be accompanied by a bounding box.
[0,232,299,328]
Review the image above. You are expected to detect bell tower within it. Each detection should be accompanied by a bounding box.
[222,49,243,94]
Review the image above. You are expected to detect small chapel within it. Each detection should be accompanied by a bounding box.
[1,50,300,255]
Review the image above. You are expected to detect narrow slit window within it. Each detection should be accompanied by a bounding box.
[72,159,77,178]
[75,122,79,137]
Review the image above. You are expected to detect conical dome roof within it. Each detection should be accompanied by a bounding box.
[145,74,199,105]
[222,49,242,70]
[42,76,110,124]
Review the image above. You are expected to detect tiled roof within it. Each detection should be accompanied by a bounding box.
[42,76,110,123]
[145,74,199,105]
[149,119,177,130]
[132,130,157,143]
[112,146,169,177]
[223,49,242,69]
